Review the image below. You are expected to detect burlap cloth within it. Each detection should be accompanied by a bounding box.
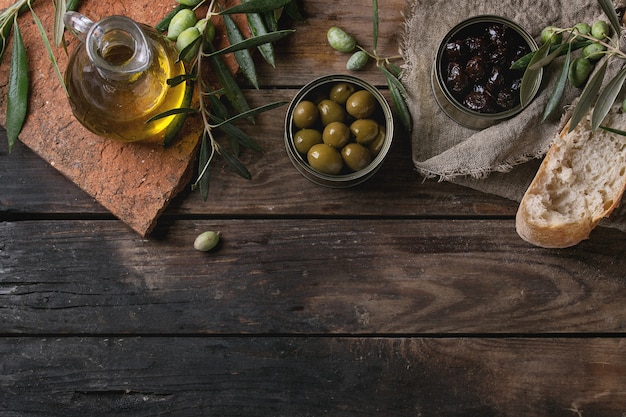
[401,0,626,233]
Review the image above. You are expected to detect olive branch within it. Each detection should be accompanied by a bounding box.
[515,0,626,135]
[151,0,301,201]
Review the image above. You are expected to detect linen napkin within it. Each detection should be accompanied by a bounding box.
[401,0,626,232]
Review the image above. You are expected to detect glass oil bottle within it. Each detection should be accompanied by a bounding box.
[63,12,186,142]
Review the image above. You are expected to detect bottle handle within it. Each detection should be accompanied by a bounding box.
[63,11,95,43]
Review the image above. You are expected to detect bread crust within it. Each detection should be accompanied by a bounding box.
[516,110,626,248]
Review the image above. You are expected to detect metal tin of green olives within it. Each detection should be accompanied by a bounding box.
[285,75,394,188]
[431,15,541,130]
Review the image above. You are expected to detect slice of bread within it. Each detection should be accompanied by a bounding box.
[516,105,626,248]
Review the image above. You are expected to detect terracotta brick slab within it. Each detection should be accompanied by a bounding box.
[0,0,240,236]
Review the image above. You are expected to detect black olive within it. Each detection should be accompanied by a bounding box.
[444,40,467,60]
[465,55,487,82]
[473,83,487,94]
[463,91,497,113]
[486,66,505,92]
[446,61,469,94]
[487,24,512,49]
[488,46,509,66]
[508,77,522,92]
[496,88,518,110]
[464,36,487,54]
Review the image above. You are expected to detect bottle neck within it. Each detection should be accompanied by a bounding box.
[85,16,152,82]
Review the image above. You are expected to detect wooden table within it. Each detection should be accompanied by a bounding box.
[2,0,626,415]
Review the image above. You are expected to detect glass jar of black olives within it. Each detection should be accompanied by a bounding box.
[432,15,541,130]
[285,75,394,188]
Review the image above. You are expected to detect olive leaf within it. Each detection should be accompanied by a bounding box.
[145,107,198,123]
[600,125,626,136]
[568,58,608,133]
[66,0,82,12]
[53,0,67,46]
[520,38,550,107]
[283,0,304,21]
[6,17,28,153]
[0,20,15,63]
[510,40,591,70]
[542,43,571,121]
[242,0,276,67]
[222,12,259,88]
[167,73,197,87]
[29,4,67,96]
[372,0,379,53]
[379,64,412,133]
[205,41,252,119]
[210,100,287,129]
[164,80,196,147]
[203,29,294,58]
[0,2,28,64]
[591,65,626,131]
[194,132,212,201]
[529,30,575,71]
[219,144,252,180]
[220,0,293,15]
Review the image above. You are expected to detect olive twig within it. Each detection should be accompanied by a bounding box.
[158,0,299,199]
[326,2,412,133]
[519,0,626,134]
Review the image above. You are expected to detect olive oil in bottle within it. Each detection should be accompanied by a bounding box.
[64,12,186,142]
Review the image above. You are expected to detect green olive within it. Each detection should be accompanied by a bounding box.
[568,57,593,88]
[574,22,591,41]
[341,143,372,172]
[322,122,351,148]
[293,100,319,129]
[540,26,562,45]
[176,27,201,62]
[167,8,198,41]
[350,119,379,145]
[195,19,216,44]
[329,82,356,104]
[194,231,220,252]
[178,0,202,5]
[307,144,344,175]
[326,27,356,53]
[581,43,606,62]
[346,90,377,119]
[368,125,386,156]
[591,20,610,39]
[294,129,322,154]
[346,51,369,71]
[318,99,346,125]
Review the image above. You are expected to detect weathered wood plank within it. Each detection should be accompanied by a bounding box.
[2,219,625,335]
[1,337,625,416]
[0,88,520,220]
